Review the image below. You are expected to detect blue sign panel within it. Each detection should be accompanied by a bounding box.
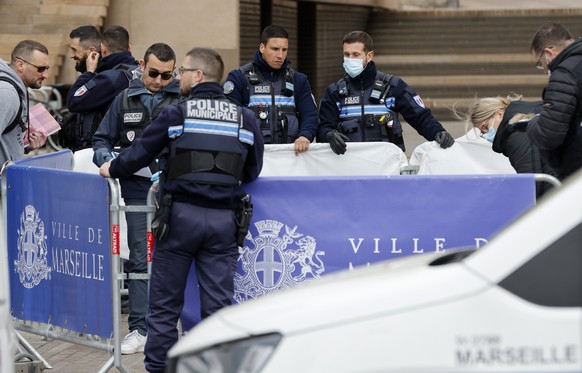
[182,174,536,327]
[7,165,112,337]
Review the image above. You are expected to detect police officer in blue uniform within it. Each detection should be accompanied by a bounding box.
[67,25,138,151]
[223,25,317,155]
[92,43,181,355]
[99,47,264,373]
[318,31,455,155]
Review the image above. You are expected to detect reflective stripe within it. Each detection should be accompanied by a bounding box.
[183,118,240,137]
[249,95,295,107]
[339,104,392,119]
[168,125,183,138]
[239,129,254,145]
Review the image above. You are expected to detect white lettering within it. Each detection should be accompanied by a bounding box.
[348,238,364,254]
[435,238,445,253]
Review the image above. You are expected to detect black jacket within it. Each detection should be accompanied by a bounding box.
[493,100,556,197]
[527,38,582,180]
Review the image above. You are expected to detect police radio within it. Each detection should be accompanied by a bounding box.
[338,79,348,96]
[247,65,260,85]
[369,79,387,104]
[282,69,294,97]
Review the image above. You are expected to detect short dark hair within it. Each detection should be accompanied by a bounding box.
[69,25,102,50]
[144,43,176,64]
[102,25,130,53]
[531,23,574,55]
[185,47,224,82]
[343,31,374,53]
[260,25,289,45]
[11,40,49,64]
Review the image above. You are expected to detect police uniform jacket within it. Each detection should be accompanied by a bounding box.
[108,82,264,209]
[66,51,138,149]
[527,38,582,180]
[92,75,181,199]
[67,51,138,114]
[224,51,318,143]
[317,61,446,148]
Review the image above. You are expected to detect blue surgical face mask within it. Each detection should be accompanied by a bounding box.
[483,125,497,143]
[343,57,365,78]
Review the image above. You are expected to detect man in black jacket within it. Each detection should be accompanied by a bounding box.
[527,23,582,180]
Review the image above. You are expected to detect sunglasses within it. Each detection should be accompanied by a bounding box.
[148,69,173,80]
[16,57,49,73]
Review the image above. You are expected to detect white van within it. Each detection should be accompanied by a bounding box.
[167,170,582,373]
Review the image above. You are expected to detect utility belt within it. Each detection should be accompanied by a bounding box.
[340,112,402,143]
[151,192,253,246]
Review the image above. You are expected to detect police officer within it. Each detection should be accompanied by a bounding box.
[99,47,264,373]
[223,25,317,155]
[92,43,181,355]
[66,25,138,151]
[318,31,455,155]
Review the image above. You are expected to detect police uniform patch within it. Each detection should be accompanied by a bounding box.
[127,130,135,142]
[74,85,88,97]
[413,95,426,108]
[223,80,234,95]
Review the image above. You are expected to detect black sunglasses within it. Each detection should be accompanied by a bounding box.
[148,69,173,80]
[16,57,49,73]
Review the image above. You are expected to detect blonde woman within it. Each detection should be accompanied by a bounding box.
[462,94,556,197]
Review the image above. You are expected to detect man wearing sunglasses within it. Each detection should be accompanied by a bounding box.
[0,39,49,167]
[92,42,180,355]
[527,23,582,181]
[66,25,138,151]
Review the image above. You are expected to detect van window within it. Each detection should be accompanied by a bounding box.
[499,222,582,307]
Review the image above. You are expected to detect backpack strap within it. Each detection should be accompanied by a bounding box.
[0,76,26,135]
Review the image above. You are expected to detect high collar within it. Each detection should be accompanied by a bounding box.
[127,77,180,97]
[253,50,291,76]
[96,51,137,73]
[549,38,582,71]
[346,60,378,87]
[189,82,224,98]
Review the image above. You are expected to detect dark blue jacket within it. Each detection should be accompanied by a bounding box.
[67,51,138,113]
[66,51,138,150]
[224,51,318,142]
[318,61,446,146]
[109,82,264,208]
[92,76,181,199]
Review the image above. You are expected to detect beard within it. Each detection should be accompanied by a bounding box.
[75,58,87,73]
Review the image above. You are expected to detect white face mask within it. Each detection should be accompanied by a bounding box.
[343,57,365,78]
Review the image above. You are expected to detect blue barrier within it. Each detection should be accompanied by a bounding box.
[181,174,536,328]
[6,164,112,337]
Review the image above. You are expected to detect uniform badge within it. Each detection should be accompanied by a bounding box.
[74,85,88,97]
[127,130,135,142]
[413,95,426,108]
[223,80,234,95]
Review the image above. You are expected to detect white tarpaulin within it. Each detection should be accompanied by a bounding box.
[409,129,516,175]
[261,142,408,176]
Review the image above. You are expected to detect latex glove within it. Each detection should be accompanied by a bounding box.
[151,171,161,183]
[435,131,454,149]
[326,130,349,155]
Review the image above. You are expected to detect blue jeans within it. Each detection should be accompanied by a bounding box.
[124,198,148,336]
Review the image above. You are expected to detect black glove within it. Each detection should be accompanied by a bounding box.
[435,131,455,149]
[326,130,349,155]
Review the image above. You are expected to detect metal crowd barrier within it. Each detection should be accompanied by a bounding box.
[1,151,157,373]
